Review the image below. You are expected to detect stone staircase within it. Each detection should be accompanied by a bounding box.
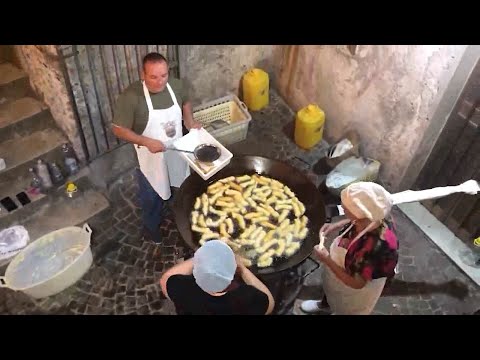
[0,49,110,267]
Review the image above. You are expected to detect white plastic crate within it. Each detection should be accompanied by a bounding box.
[193,94,252,146]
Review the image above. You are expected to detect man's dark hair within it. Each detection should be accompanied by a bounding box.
[143,52,168,70]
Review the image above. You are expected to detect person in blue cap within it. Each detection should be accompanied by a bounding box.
[160,240,275,315]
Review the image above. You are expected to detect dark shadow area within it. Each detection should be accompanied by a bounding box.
[298,284,324,300]
[282,120,296,144]
[382,278,470,300]
[93,239,122,266]
[312,157,333,176]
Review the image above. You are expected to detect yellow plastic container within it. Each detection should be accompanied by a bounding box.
[242,68,269,111]
[294,104,325,150]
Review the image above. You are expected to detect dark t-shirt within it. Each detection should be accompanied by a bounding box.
[166,274,270,315]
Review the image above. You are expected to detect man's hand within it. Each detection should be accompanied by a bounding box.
[188,120,202,130]
[144,138,165,153]
[234,254,246,274]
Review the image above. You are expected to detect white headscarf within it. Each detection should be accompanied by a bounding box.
[341,182,393,221]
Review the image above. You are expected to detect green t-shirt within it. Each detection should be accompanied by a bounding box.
[112,78,188,134]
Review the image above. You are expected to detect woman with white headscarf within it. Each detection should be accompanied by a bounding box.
[299,179,480,314]
[301,181,399,315]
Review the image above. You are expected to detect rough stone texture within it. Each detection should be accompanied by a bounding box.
[1,90,478,315]
[87,143,138,191]
[0,62,26,85]
[272,45,468,191]
[12,45,85,162]
[180,45,279,105]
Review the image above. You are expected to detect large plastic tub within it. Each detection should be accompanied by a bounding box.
[0,224,93,299]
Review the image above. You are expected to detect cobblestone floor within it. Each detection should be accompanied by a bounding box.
[1,90,479,315]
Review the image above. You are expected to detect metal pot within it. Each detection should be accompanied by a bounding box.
[172,155,326,275]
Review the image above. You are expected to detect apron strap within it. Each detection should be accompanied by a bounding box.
[142,81,154,112]
[166,83,179,107]
[347,220,380,250]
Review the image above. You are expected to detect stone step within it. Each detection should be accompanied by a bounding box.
[0,63,31,102]
[0,128,66,193]
[0,97,54,144]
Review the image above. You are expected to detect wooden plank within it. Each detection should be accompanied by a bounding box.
[136,45,148,79]
[433,132,480,221]
[76,45,108,155]
[416,110,471,190]
[101,45,121,107]
[113,45,130,93]
[64,46,97,159]
[147,45,157,54]
[167,45,179,78]
[446,193,480,233]
[421,199,435,212]
[415,60,480,239]
[415,61,480,190]
[124,45,139,84]
[430,111,478,189]
[444,154,480,232]
[462,198,480,240]
[158,45,167,56]
[88,45,118,149]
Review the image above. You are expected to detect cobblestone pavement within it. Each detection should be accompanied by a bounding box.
[1,90,479,315]
[0,170,182,315]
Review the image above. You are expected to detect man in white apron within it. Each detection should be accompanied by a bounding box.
[112,52,201,244]
[301,182,399,315]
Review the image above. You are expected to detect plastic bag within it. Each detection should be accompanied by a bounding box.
[0,226,29,262]
[326,156,381,196]
[328,138,354,158]
[326,130,360,168]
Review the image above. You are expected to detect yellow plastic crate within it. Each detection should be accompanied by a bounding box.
[193,94,252,146]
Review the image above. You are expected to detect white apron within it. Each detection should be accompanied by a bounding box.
[134,81,190,200]
[322,223,387,315]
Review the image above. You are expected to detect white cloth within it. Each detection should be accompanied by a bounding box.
[134,81,190,200]
[322,223,387,315]
[390,180,480,204]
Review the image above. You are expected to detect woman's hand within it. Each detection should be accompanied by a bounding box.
[320,218,351,236]
[313,245,330,263]
[319,223,336,236]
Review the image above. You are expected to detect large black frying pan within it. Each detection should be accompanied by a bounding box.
[172,155,326,275]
